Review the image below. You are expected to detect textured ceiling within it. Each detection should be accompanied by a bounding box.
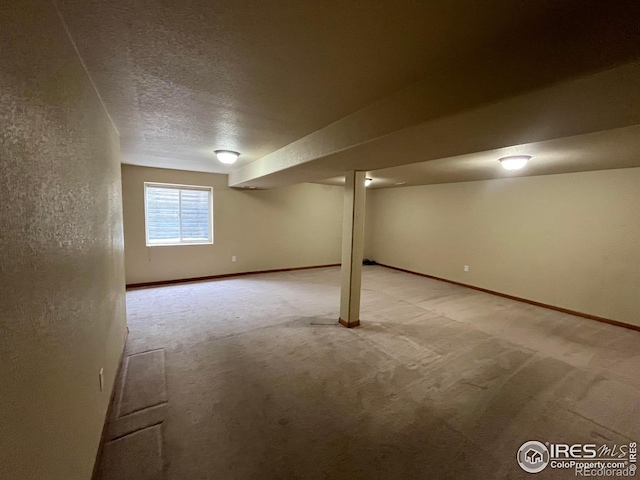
[57,0,640,182]
[57,0,577,173]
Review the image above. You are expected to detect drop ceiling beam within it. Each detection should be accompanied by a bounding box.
[229,62,640,189]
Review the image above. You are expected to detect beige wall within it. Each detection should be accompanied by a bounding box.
[368,168,640,326]
[122,165,343,284]
[363,189,375,260]
[0,3,127,480]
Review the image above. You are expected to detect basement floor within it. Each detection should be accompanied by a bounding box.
[98,266,640,480]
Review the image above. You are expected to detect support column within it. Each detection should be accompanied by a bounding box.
[339,171,366,328]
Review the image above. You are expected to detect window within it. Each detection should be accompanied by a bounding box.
[144,182,213,246]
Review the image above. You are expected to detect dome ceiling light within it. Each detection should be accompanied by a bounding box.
[499,155,531,171]
[214,150,240,165]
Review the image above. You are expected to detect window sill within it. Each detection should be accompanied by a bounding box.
[146,242,214,247]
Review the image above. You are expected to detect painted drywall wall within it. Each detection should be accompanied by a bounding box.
[0,3,127,480]
[121,165,343,284]
[363,189,375,260]
[368,168,640,326]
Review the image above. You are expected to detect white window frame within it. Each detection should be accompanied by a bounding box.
[144,182,214,246]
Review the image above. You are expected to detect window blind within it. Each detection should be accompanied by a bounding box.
[145,184,212,245]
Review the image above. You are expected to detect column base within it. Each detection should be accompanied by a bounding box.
[338,318,360,328]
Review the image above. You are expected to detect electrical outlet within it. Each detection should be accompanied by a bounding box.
[99,368,104,392]
[464,265,469,272]
[232,256,237,262]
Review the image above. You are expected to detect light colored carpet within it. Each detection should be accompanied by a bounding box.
[98,266,640,479]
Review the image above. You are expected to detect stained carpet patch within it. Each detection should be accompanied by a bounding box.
[118,349,167,417]
[100,424,163,480]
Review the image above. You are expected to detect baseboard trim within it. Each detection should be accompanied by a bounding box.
[339,318,361,328]
[377,263,640,333]
[126,264,341,290]
[92,330,128,480]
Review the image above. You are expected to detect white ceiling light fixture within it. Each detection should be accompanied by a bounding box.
[214,150,240,165]
[365,178,373,187]
[499,155,531,171]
